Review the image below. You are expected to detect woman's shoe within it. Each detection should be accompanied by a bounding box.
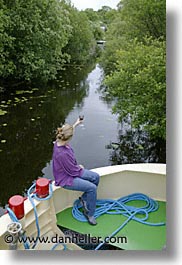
[79,197,97,225]
[87,216,97,226]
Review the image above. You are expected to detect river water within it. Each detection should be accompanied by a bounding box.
[0,62,166,215]
[0,64,119,213]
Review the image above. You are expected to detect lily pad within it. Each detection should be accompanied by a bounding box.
[14,97,20,102]
[1,140,6,143]
[0,104,8,108]
[31,118,35,121]
[0,109,7,115]
[16,90,34,95]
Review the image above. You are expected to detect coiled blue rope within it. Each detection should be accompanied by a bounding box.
[72,193,166,250]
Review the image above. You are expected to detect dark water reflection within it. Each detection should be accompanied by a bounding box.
[106,115,166,165]
[0,63,166,215]
[0,63,119,211]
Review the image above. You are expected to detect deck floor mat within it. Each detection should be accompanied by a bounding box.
[56,200,166,250]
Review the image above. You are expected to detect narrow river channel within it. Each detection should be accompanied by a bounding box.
[42,64,119,178]
[0,63,119,213]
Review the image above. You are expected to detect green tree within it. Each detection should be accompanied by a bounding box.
[99,16,126,74]
[118,0,166,40]
[105,38,166,140]
[0,0,72,82]
[100,0,166,141]
[101,0,166,74]
[63,8,95,64]
[98,5,117,26]
[0,0,15,78]
[84,8,104,41]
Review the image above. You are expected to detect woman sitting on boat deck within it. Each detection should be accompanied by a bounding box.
[52,118,100,225]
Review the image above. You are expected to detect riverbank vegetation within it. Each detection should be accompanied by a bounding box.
[0,0,166,152]
[0,0,103,87]
[100,0,166,143]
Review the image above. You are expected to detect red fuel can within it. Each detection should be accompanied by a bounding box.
[8,195,25,220]
[36,178,49,198]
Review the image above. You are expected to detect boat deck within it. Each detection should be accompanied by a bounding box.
[56,200,166,250]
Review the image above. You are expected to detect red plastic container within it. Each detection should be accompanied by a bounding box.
[36,178,49,198]
[8,195,25,220]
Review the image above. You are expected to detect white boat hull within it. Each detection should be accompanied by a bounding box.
[0,163,166,250]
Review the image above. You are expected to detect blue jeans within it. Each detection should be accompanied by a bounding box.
[63,169,100,217]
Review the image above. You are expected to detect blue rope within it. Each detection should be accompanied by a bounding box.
[27,180,67,250]
[27,180,54,249]
[7,180,67,250]
[72,193,166,250]
[27,181,54,248]
[51,242,67,251]
[27,182,41,249]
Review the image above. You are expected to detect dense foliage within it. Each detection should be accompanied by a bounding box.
[0,0,70,82]
[62,7,95,64]
[100,0,166,141]
[0,0,97,83]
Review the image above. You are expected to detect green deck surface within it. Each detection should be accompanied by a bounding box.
[56,200,166,250]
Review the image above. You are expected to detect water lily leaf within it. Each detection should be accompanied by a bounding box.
[1,140,6,143]
[2,123,7,126]
[47,89,54,93]
[16,91,24,95]
[16,90,34,94]
[31,118,35,121]
[0,109,7,115]
[21,97,27,100]
[15,97,20,102]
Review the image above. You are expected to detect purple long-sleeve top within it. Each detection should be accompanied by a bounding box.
[52,142,84,187]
